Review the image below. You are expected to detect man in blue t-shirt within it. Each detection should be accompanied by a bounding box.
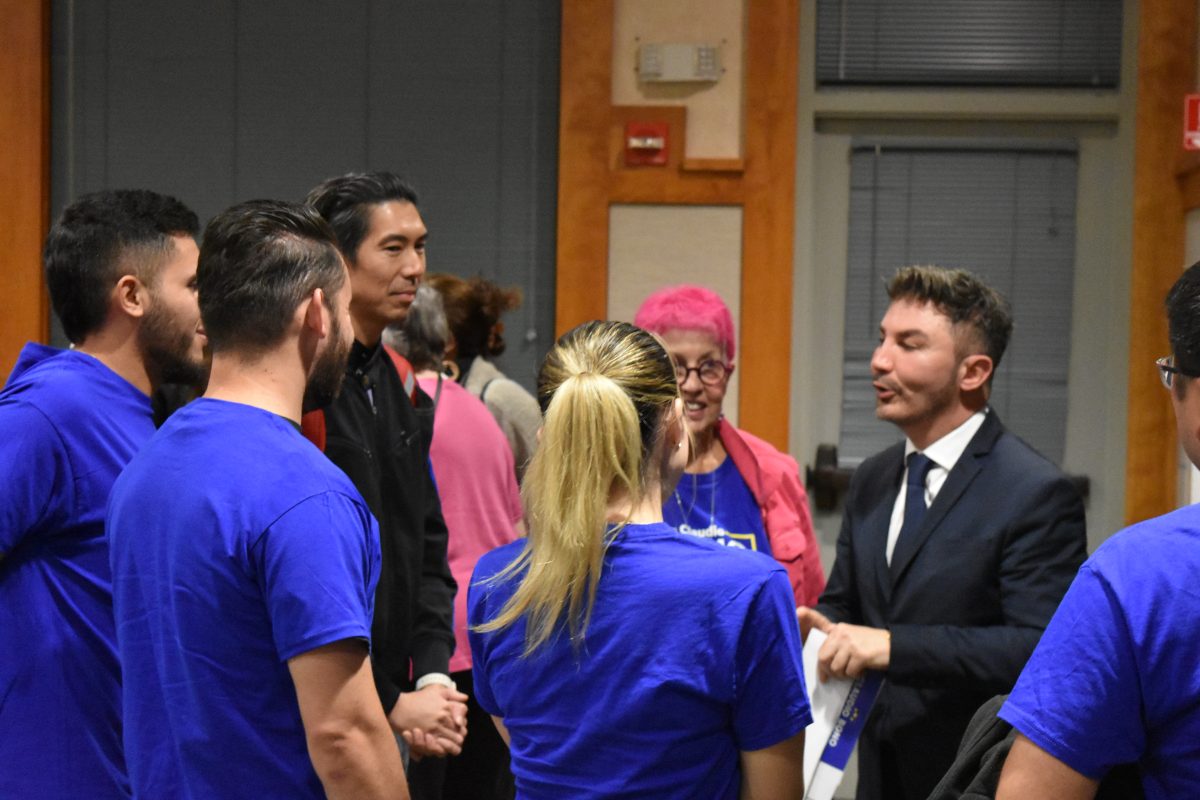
[108,200,407,799]
[996,261,1200,800]
[0,189,206,799]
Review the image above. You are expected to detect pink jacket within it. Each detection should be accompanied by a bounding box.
[717,419,826,607]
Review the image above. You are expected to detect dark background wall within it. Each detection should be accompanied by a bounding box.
[50,0,560,389]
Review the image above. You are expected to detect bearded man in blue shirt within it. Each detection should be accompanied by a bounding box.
[0,189,207,798]
[108,200,406,799]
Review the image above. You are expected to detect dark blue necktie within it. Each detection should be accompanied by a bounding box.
[899,452,936,546]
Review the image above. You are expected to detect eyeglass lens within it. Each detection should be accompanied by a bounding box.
[675,361,727,385]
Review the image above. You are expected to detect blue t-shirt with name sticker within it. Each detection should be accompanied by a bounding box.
[0,344,153,799]
[468,522,811,799]
[108,398,381,799]
[664,457,770,554]
[999,504,1200,799]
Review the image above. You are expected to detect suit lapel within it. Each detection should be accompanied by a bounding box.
[888,413,1003,588]
[868,447,906,607]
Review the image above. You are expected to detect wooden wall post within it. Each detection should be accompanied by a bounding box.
[1126,0,1198,523]
[555,0,800,449]
[0,0,51,379]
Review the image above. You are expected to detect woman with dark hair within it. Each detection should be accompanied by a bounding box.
[468,320,810,799]
[389,287,523,800]
[425,274,541,483]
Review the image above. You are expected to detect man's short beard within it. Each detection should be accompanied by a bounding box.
[302,314,351,412]
[139,303,207,390]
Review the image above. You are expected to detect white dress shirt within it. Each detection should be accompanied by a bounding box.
[885,409,989,565]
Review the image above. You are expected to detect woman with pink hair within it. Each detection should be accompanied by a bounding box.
[634,285,825,606]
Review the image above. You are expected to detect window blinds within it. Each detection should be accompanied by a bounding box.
[816,0,1122,88]
[839,145,1078,466]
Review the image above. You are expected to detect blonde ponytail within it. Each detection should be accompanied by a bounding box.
[474,321,679,655]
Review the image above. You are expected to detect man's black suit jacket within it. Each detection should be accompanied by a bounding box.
[815,412,1086,800]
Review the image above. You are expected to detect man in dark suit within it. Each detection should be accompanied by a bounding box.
[798,265,1087,800]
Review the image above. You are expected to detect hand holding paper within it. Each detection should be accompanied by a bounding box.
[797,607,890,681]
[801,628,885,800]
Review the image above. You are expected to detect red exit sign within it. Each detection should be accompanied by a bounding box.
[1186,94,1200,150]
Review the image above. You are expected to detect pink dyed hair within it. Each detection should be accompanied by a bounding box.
[633,284,736,364]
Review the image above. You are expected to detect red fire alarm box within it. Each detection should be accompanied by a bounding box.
[1186,94,1200,150]
[625,121,669,166]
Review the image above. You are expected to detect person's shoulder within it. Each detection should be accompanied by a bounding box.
[4,348,122,410]
[472,539,526,583]
[1090,504,1200,574]
[483,375,537,409]
[634,524,785,591]
[724,423,791,466]
[990,424,1067,479]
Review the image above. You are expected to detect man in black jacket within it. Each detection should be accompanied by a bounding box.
[798,266,1086,800]
[306,173,466,764]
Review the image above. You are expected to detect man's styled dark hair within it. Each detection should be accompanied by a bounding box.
[44,189,199,344]
[887,265,1014,371]
[197,200,345,354]
[1166,261,1200,388]
[304,172,420,261]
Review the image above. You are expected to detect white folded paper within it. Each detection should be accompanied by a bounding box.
[802,629,885,800]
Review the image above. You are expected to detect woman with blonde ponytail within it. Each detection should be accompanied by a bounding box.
[468,321,811,800]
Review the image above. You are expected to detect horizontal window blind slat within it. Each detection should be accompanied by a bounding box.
[817,0,1121,88]
[839,146,1077,466]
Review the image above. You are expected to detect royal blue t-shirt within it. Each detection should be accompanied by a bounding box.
[664,457,771,555]
[999,504,1200,799]
[0,344,152,798]
[468,522,811,799]
[108,398,381,799]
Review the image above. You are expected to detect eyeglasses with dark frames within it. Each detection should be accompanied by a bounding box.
[1156,355,1200,389]
[674,359,729,386]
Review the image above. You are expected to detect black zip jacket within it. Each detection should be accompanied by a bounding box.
[322,341,456,712]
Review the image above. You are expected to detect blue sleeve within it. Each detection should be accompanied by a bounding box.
[254,491,380,662]
[466,565,500,716]
[732,569,813,751]
[999,564,1143,779]
[0,402,69,553]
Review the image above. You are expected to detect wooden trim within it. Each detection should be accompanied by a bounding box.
[681,157,745,173]
[555,0,614,337]
[609,105,742,204]
[1181,167,1200,213]
[738,0,799,449]
[610,171,743,205]
[555,0,800,450]
[0,0,50,379]
[610,105,687,171]
[1125,0,1197,524]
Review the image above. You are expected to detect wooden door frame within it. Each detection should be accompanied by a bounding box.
[0,0,51,379]
[555,0,799,450]
[1125,0,1198,523]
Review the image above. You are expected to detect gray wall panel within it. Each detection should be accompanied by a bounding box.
[236,2,369,201]
[105,0,237,210]
[50,0,559,388]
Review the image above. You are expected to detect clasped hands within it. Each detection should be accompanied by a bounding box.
[388,684,470,759]
[796,607,890,682]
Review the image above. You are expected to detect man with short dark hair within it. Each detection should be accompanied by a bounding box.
[108,200,406,799]
[995,263,1200,800]
[305,173,466,766]
[0,189,205,798]
[798,265,1087,800]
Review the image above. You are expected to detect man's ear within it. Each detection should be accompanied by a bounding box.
[958,353,994,392]
[301,288,330,338]
[114,274,148,320]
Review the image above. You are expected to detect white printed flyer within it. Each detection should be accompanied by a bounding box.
[802,629,885,800]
